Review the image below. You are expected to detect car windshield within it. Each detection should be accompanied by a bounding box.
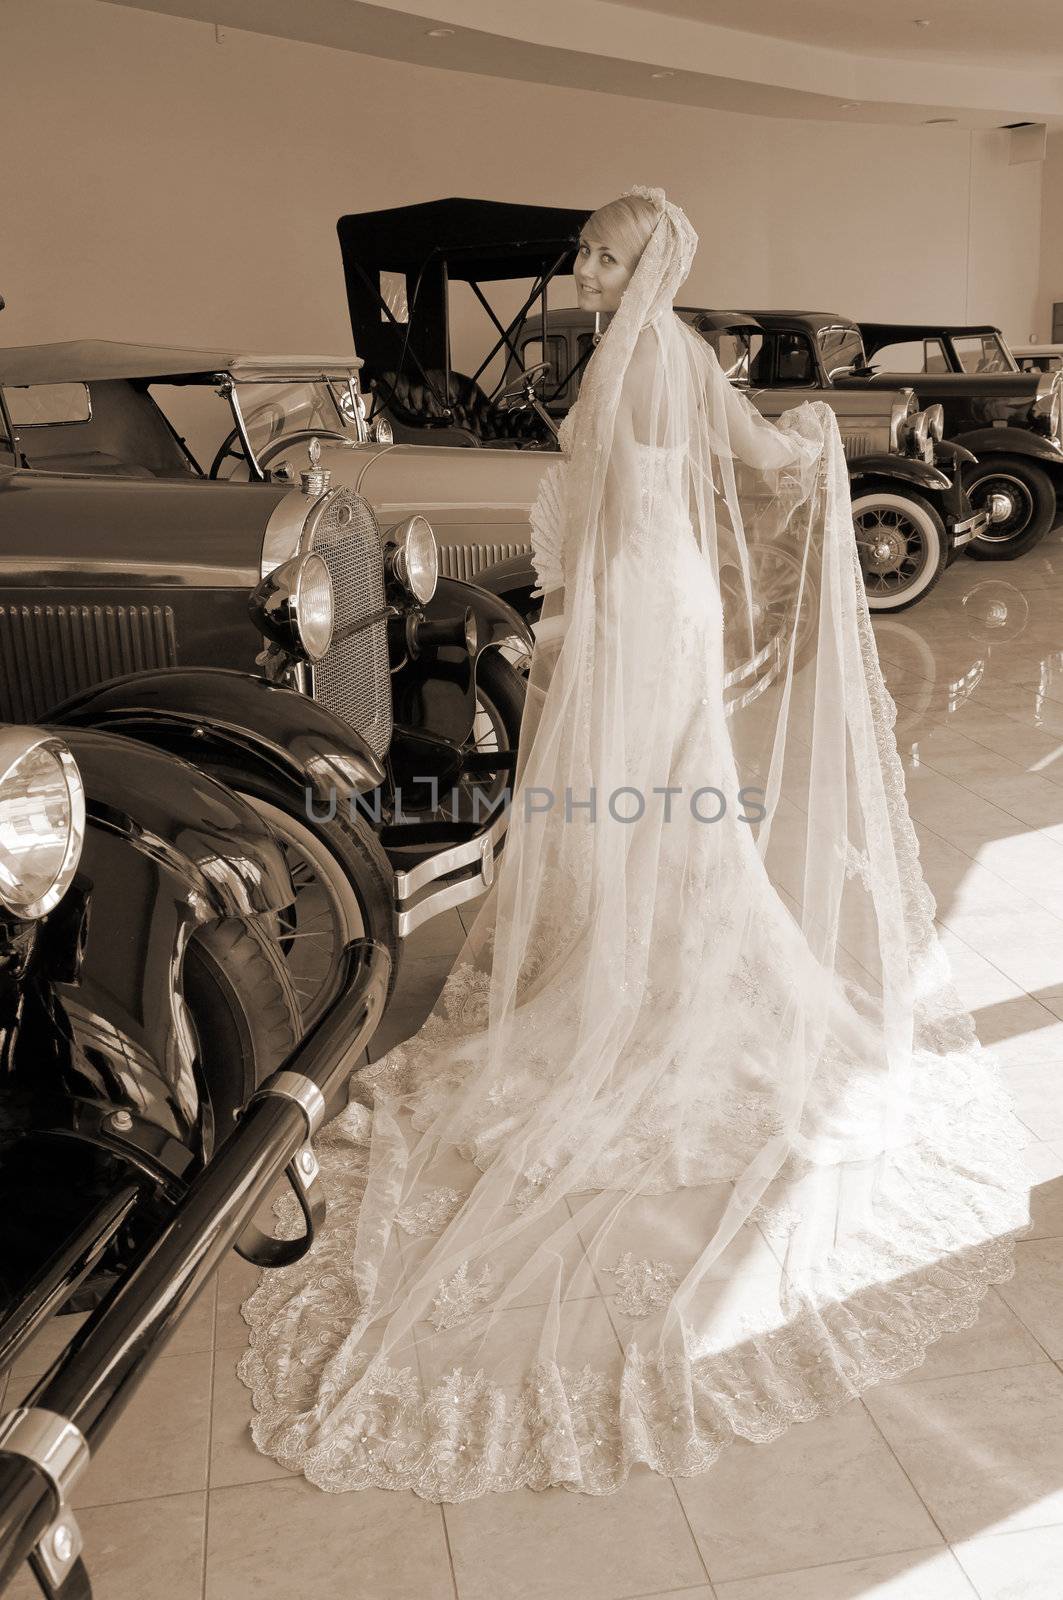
[950,333,1018,374]
[817,325,866,376]
[233,379,363,465]
[149,376,364,477]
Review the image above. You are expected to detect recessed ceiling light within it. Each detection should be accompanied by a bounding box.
[426,26,455,37]
[650,70,675,79]
[913,17,932,26]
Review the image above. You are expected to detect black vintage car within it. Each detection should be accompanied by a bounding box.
[853,319,1063,557]
[0,353,533,1033]
[0,720,390,1595]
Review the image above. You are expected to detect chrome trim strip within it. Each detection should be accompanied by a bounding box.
[393,808,508,901]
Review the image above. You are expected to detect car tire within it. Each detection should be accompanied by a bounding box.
[963,458,1057,559]
[183,916,302,1151]
[851,487,947,612]
[188,762,399,1032]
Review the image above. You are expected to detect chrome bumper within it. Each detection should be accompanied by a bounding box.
[387,805,509,937]
[949,509,988,547]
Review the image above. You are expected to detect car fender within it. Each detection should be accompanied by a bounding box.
[460,554,539,621]
[46,667,386,805]
[847,455,951,492]
[17,728,297,1183]
[947,428,1063,471]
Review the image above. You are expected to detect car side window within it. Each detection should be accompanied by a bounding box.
[773,333,816,385]
[870,339,948,373]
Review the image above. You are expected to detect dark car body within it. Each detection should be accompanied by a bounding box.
[847,319,1063,555]
[0,354,532,942]
[0,717,391,1594]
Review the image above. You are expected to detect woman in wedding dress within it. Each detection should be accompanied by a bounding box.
[238,188,1030,1500]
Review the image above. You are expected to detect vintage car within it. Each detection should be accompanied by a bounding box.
[0,720,389,1595]
[501,305,986,613]
[856,320,1063,556]
[1012,342,1063,375]
[0,361,534,1032]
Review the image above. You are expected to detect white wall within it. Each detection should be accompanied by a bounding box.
[0,0,1044,358]
[1036,130,1063,341]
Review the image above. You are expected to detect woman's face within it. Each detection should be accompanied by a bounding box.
[574,230,637,314]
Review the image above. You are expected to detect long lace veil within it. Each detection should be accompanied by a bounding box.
[239,188,1030,1499]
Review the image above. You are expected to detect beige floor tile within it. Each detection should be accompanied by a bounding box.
[672,1399,941,1583]
[1021,1140,1063,1239]
[205,1477,454,1599]
[214,1249,265,1350]
[862,1362,1063,1541]
[713,1546,975,1599]
[998,1060,1063,1136]
[994,1238,1063,1357]
[2,1491,206,1600]
[933,907,1063,996]
[953,1524,1063,1599]
[73,1348,213,1509]
[975,1006,1063,1069]
[628,1589,716,1600]
[445,1470,707,1600]
[210,1351,294,1489]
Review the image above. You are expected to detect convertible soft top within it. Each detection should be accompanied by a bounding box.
[0,340,362,386]
[337,198,591,283]
[337,198,592,381]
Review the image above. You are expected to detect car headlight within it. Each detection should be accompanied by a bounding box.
[0,729,86,921]
[904,409,933,461]
[250,551,335,662]
[372,417,394,445]
[386,514,439,604]
[924,403,945,442]
[890,391,918,452]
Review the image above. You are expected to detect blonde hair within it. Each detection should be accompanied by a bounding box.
[580,194,660,270]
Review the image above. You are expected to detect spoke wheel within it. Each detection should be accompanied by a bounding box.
[852,489,946,612]
[422,650,526,825]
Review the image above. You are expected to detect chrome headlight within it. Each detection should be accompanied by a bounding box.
[0,730,86,921]
[924,403,945,442]
[904,409,933,461]
[1033,373,1062,443]
[386,514,439,604]
[889,390,918,453]
[250,551,335,662]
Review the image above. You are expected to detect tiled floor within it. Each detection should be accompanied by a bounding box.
[5,529,1063,1599]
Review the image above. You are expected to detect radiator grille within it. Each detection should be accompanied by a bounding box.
[437,540,532,581]
[306,491,392,760]
[0,603,177,722]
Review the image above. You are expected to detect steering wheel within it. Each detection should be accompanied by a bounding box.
[208,427,352,481]
[494,361,551,413]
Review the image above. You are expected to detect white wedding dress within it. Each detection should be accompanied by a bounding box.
[237,192,1030,1501]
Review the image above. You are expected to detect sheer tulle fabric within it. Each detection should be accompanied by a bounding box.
[238,190,1030,1499]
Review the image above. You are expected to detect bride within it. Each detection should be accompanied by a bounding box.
[238,187,1030,1500]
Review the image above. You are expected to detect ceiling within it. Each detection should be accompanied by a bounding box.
[612,0,1063,73]
[104,0,1063,128]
